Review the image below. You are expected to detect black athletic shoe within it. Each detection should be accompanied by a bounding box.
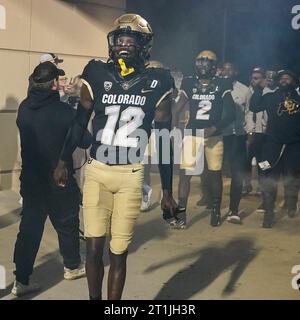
[175,208,187,229]
[162,206,187,229]
[226,210,241,224]
[262,211,275,228]
[162,209,177,226]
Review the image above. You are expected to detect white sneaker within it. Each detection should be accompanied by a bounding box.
[140,198,151,211]
[64,264,86,280]
[11,280,40,297]
[226,211,241,224]
[140,187,152,212]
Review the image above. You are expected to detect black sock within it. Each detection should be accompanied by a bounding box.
[178,198,187,208]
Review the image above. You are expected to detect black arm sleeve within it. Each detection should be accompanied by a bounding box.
[60,102,93,161]
[154,120,173,192]
[215,92,236,133]
[249,86,265,113]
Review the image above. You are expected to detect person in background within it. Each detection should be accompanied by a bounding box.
[28,53,64,93]
[12,62,90,297]
[171,68,185,132]
[58,75,70,103]
[65,75,83,109]
[21,53,65,206]
[244,68,267,201]
[265,70,278,92]
[174,50,235,228]
[64,75,88,189]
[222,62,249,223]
[140,60,166,212]
[250,69,300,227]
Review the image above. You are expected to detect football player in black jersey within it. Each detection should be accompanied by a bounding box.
[53,14,178,300]
[173,50,235,228]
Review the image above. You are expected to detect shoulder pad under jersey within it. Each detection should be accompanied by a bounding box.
[213,77,233,94]
[146,67,175,91]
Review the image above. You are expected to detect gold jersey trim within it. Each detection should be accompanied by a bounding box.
[222,89,231,99]
[155,89,173,108]
[81,79,94,101]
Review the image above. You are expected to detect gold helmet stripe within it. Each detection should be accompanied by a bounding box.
[196,50,217,61]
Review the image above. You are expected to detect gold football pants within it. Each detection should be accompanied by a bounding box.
[82,159,143,254]
[181,135,223,171]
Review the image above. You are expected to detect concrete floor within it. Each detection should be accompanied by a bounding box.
[0,174,300,300]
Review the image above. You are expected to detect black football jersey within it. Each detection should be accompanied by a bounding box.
[180,76,232,132]
[81,59,174,164]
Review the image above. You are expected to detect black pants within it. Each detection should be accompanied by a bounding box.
[245,133,266,187]
[261,140,300,213]
[223,135,247,212]
[200,158,210,201]
[13,177,81,284]
[200,149,224,209]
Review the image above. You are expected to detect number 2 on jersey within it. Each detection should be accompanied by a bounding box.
[100,105,145,148]
[196,100,212,120]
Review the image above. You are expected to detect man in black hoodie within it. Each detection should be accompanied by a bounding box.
[250,69,300,228]
[12,62,89,297]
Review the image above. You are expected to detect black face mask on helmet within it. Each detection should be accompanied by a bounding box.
[107,29,153,75]
[195,57,216,79]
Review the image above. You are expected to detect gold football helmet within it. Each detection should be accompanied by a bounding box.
[195,50,218,79]
[196,50,217,62]
[107,14,154,64]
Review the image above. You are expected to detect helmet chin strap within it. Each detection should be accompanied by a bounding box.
[118,58,135,77]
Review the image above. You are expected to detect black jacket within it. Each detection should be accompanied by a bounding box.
[250,87,300,144]
[17,89,76,194]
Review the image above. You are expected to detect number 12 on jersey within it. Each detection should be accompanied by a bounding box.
[99,105,145,148]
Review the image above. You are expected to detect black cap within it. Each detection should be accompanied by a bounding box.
[32,61,65,83]
[278,69,298,82]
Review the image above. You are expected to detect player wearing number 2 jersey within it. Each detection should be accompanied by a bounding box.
[173,50,235,228]
[53,13,178,300]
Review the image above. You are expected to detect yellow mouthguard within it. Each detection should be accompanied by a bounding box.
[118,58,135,76]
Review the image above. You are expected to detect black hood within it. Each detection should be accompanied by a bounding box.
[28,89,60,109]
